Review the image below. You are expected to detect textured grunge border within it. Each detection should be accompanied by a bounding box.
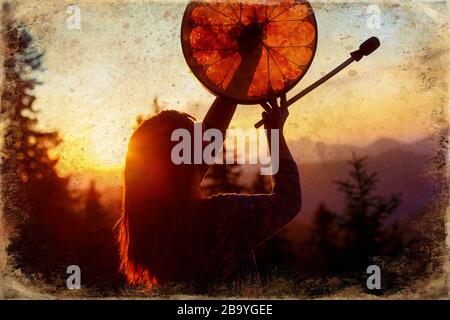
[0,0,449,299]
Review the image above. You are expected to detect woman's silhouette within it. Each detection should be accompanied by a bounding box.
[117,25,302,288]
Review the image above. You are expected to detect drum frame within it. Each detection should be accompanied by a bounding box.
[180,0,318,105]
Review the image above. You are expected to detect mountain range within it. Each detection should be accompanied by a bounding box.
[94,134,444,240]
[240,134,442,227]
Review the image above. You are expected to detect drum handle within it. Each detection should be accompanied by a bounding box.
[254,37,380,128]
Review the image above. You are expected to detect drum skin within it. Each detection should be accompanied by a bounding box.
[181,0,318,104]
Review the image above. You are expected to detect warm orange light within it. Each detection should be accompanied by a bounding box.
[182,0,317,103]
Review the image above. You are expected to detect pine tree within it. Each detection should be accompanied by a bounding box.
[335,154,402,269]
[84,181,107,234]
[308,203,342,272]
[1,3,78,277]
[135,96,162,127]
[80,180,124,288]
[202,151,244,195]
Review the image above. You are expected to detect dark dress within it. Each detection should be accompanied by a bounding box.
[183,159,301,285]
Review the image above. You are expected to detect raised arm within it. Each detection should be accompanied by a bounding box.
[201,94,237,179]
[202,25,264,173]
[203,97,237,140]
[206,96,302,249]
[260,94,294,162]
[203,22,263,136]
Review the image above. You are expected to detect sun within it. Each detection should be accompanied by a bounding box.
[89,121,130,171]
[52,111,135,175]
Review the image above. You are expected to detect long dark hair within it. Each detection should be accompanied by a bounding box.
[117,110,198,287]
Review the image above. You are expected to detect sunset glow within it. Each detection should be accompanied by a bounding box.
[13,0,447,175]
[2,0,448,299]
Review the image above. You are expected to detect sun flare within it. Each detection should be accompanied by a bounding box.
[51,113,134,175]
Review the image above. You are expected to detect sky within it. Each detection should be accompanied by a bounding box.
[11,0,449,175]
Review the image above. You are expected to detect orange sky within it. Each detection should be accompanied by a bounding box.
[11,0,449,175]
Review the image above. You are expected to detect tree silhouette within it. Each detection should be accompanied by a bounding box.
[335,154,402,269]
[308,203,342,273]
[301,155,409,282]
[202,148,245,196]
[84,181,107,234]
[1,3,79,278]
[307,154,405,275]
[80,181,124,288]
[135,96,162,127]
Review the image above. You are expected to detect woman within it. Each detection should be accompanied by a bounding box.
[117,95,301,288]
[117,27,301,288]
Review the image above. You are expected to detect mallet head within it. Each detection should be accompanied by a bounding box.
[351,37,381,61]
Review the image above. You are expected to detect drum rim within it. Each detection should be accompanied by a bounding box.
[180,0,318,105]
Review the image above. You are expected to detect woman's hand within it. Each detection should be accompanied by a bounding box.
[259,94,294,162]
[260,94,289,132]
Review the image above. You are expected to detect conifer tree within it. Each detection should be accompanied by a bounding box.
[1,3,78,276]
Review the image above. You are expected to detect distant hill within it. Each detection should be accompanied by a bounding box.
[284,134,442,245]
[298,148,437,224]
[83,134,442,239]
[239,134,440,228]
[289,135,438,163]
